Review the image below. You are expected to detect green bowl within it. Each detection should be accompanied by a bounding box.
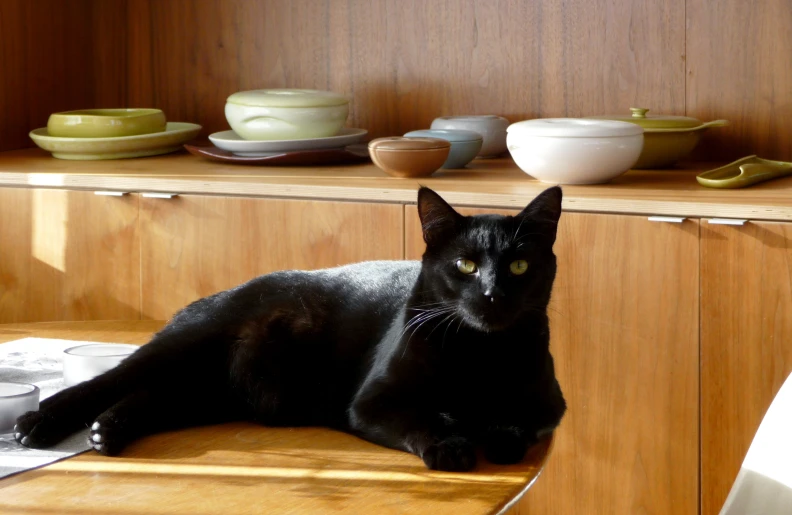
[47,109,167,138]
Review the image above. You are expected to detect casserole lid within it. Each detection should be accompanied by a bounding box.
[403,129,482,143]
[507,118,643,138]
[226,89,349,108]
[368,137,451,151]
[588,107,703,130]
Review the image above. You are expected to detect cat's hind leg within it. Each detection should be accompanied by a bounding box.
[89,384,237,456]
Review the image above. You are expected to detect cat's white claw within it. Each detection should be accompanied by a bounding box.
[91,422,100,431]
[14,432,22,441]
[93,443,103,452]
[13,424,17,432]
[21,436,29,446]
[92,433,103,443]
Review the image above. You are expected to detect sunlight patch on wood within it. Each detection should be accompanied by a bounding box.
[32,189,67,272]
[48,460,527,484]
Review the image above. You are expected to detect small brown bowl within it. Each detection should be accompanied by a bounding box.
[368,137,451,178]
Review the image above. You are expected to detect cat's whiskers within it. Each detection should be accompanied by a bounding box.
[523,304,563,318]
[398,307,456,359]
[512,214,528,242]
[398,307,454,341]
[426,311,458,340]
[440,313,462,349]
[408,300,453,310]
[455,316,465,334]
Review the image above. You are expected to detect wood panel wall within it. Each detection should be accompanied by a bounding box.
[2,0,790,160]
[686,0,792,161]
[0,0,127,152]
[123,0,687,141]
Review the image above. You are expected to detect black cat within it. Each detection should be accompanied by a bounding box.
[14,186,566,472]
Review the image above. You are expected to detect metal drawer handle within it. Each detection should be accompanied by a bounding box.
[142,193,179,199]
[707,218,747,226]
[648,216,686,223]
[94,191,128,196]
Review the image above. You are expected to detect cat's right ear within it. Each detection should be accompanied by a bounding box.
[417,187,462,245]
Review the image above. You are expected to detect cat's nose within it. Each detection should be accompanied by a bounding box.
[483,287,504,303]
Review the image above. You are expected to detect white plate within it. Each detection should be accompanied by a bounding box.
[209,127,368,156]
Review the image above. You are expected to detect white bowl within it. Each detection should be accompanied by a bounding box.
[62,344,139,387]
[0,382,39,432]
[506,118,644,185]
[225,89,349,141]
[431,115,509,157]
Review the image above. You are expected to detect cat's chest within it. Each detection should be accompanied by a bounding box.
[433,351,528,412]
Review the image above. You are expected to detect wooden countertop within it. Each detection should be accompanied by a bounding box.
[0,321,551,515]
[1,148,792,221]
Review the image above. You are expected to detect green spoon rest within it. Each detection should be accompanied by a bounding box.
[697,156,792,189]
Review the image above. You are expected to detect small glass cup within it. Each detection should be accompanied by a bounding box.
[0,382,40,433]
[62,344,139,387]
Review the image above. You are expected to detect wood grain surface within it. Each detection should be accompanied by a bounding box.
[140,195,404,319]
[0,321,552,515]
[687,0,792,161]
[407,208,701,515]
[3,149,792,221]
[123,0,685,140]
[4,0,792,160]
[700,221,792,515]
[0,188,141,323]
[0,0,126,152]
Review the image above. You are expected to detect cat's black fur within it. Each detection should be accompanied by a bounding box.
[14,186,566,472]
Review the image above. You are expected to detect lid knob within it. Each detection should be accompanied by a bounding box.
[630,107,649,118]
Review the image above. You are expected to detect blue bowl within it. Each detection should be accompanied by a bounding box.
[403,129,483,169]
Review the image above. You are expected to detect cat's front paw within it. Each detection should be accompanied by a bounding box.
[422,436,477,472]
[14,410,66,449]
[484,426,531,465]
[88,410,136,457]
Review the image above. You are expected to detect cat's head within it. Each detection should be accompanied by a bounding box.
[416,186,562,333]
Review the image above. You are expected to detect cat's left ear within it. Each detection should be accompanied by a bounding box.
[517,186,563,244]
[417,187,463,245]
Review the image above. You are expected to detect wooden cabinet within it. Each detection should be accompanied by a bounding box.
[0,187,140,323]
[140,194,404,319]
[5,180,792,515]
[701,221,792,515]
[407,208,700,515]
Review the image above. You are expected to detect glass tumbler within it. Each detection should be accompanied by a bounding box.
[62,344,139,387]
[0,382,40,433]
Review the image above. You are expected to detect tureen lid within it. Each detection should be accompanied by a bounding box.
[587,107,703,130]
[507,118,644,138]
[226,89,349,108]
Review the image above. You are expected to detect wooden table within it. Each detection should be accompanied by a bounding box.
[0,321,552,515]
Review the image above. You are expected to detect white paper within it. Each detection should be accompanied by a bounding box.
[0,337,116,479]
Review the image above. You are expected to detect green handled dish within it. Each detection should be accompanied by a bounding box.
[697,156,792,188]
[587,107,729,169]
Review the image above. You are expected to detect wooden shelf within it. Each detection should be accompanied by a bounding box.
[2,148,792,221]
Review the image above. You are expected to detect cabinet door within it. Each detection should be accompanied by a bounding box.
[701,221,792,515]
[140,195,404,320]
[0,187,140,323]
[406,207,700,515]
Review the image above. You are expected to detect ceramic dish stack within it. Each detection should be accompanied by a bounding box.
[30,109,201,160]
[190,89,370,166]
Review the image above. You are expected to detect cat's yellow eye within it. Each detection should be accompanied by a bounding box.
[456,259,477,274]
[510,260,529,275]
